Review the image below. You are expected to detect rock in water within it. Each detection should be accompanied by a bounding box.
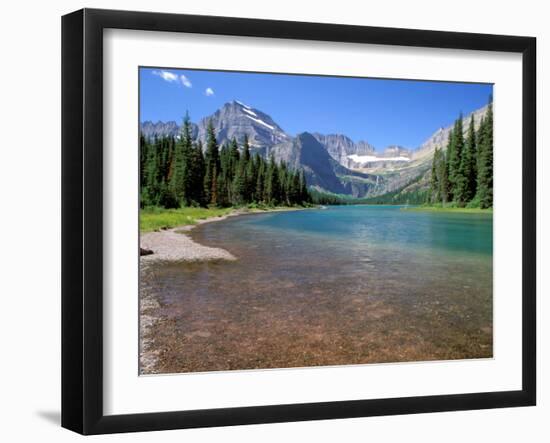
[140,247,154,256]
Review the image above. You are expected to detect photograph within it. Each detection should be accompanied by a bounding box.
[138,67,494,375]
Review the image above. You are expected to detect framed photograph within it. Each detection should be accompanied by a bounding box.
[62,8,536,435]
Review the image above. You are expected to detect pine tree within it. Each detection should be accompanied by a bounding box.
[448,114,465,200]
[139,134,148,192]
[181,115,194,205]
[217,173,229,207]
[140,136,155,207]
[158,181,178,209]
[457,115,478,204]
[210,165,219,206]
[285,170,293,205]
[278,161,289,205]
[477,101,493,208]
[299,170,309,203]
[143,137,161,205]
[217,143,230,206]
[437,148,449,204]
[170,115,193,206]
[169,140,184,205]
[188,141,206,206]
[241,137,255,201]
[256,158,266,204]
[228,138,240,175]
[430,147,440,203]
[288,170,301,205]
[203,120,220,205]
[455,114,479,206]
[246,155,257,202]
[232,155,248,205]
[476,116,485,180]
[445,129,454,201]
[158,137,174,185]
[225,138,240,203]
[265,154,281,205]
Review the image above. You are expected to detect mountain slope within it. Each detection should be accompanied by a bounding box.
[413,104,488,162]
[271,132,347,194]
[383,105,490,199]
[196,100,289,150]
[312,133,375,169]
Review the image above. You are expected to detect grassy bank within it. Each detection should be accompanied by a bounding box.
[140,207,234,232]
[140,205,309,232]
[402,205,493,214]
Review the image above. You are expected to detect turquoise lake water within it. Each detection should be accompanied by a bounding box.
[144,205,493,373]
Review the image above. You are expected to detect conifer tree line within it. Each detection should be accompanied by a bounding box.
[140,116,311,208]
[429,99,493,208]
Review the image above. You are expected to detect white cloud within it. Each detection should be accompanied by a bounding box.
[180,75,192,88]
[152,70,178,83]
[205,87,215,96]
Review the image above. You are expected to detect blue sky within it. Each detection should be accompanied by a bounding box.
[139,67,492,149]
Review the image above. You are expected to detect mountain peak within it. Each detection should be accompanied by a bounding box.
[196,101,288,148]
[233,99,252,109]
[297,131,315,140]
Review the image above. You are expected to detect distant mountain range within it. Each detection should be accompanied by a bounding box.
[140,100,488,199]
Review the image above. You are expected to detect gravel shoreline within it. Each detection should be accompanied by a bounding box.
[139,212,242,374]
[139,212,241,263]
[139,207,308,263]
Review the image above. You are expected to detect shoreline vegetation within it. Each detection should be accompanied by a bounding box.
[140,204,311,232]
[140,205,310,262]
[140,206,233,233]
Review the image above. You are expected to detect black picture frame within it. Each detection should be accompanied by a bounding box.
[62,8,536,435]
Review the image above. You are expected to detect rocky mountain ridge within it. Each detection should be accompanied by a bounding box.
[196,101,288,151]
[140,101,488,198]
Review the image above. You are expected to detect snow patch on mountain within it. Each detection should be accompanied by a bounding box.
[348,154,411,164]
[244,114,275,130]
[235,100,251,109]
[242,108,258,117]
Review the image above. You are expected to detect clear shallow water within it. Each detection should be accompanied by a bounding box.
[142,205,493,374]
